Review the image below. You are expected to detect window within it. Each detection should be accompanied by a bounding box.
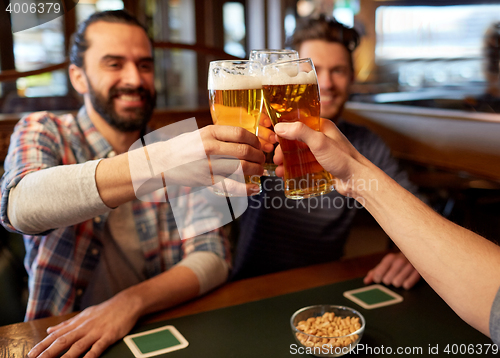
[150,0,198,108]
[223,2,246,58]
[375,5,500,87]
[76,0,124,25]
[12,16,66,97]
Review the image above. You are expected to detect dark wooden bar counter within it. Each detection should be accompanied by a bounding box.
[0,252,385,358]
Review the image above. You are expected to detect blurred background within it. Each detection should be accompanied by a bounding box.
[1,0,500,326]
[1,0,500,111]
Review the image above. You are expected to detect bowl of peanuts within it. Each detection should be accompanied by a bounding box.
[290,305,365,357]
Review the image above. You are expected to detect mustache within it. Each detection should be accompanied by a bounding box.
[109,86,152,98]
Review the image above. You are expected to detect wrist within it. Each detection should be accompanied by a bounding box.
[344,160,383,207]
[95,155,136,208]
[117,284,148,319]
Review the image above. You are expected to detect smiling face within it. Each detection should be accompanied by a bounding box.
[299,40,353,121]
[80,21,156,132]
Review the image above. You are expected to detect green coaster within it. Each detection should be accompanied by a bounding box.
[124,325,189,357]
[343,284,403,309]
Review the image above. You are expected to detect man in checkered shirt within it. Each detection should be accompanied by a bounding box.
[0,10,264,358]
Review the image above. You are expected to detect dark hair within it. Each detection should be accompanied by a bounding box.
[69,10,150,68]
[291,15,360,70]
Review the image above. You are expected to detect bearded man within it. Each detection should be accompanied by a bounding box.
[0,10,264,358]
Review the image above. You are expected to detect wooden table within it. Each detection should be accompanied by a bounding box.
[0,252,385,358]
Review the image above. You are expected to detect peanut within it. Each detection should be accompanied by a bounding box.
[295,311,362,349]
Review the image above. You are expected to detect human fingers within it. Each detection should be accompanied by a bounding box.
[363,269,375,285]
[46,318,73,334]
[206,125,261,149]
[272,143,322,179]
[273,122,326,178]
[60,332,99,358]
[274,119,357,159]
[211,178,261,197]
[208,141,265,167]
[82,336,116,358]
[281,160,325,179]
[210,153,264,179]
[389,260,421,289]
[204,126,265,165]
[274,121,356,184]
[274,122,322,148]
[28,323,84,358]
[259,112,273,128]
[402,269,421,290]
[61,332,115,358]
[273,143,283,166]
[365,253,398,283]
[258,139,275,153]
[257,125,277,152]
[381,253,408,286]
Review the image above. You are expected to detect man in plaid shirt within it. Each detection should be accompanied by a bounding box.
[0,10,265,358]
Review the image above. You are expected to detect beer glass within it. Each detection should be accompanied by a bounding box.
[208,60,263,196]
[249,49,299,65]
[249,49,299,176]
[262,58,335,199]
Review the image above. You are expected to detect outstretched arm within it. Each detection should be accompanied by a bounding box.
[5,124,264,234]
[273,119,500,337]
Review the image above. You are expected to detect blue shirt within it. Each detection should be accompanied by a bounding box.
[231,120,421,280]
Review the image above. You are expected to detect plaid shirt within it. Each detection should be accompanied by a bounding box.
[0,108,229,320]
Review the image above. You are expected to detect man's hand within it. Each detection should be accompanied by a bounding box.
[273,119,369,197]
[364,252,421,290]
[28,291,141,358]
[257,113,277,153]
[200,124,265,177]
[199,125,265,196]
[98,124,266,207]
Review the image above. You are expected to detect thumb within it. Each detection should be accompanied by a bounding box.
[274,122,320,145]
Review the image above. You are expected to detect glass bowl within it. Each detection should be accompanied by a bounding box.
[290,304,365,357]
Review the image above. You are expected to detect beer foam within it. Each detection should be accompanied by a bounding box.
[208,73,263,90]
[262,69,317,86]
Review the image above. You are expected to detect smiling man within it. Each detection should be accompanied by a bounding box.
[232,16,423,288]
[0,10,264,358]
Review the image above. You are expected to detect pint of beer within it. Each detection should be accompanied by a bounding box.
[262,58,335,199]
[249,49,299,177]
[208,60,263,196]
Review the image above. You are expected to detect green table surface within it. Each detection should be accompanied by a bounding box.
[104,278,496,357]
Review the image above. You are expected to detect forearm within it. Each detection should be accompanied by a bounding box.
[7,152,157,233]
[176,251,229,295]
[121,252,228,317]
[95,154,137,208]
[356,163,500,336]
[7,160,110,234]
[120,265,199,319]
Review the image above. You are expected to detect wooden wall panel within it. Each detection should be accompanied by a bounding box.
[343,102,500,182]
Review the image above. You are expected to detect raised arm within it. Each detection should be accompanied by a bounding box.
[273,119,500,338]
[3,119,264,234]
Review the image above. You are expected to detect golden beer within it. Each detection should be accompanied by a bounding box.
[208,87,262,189]
[250,49,299,177]
[207,60,263,196]
[263,80,334,199]
[208,88,263,134]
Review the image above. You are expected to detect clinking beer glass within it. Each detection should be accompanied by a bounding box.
[208,60,263,196]
[262,58,335,199]
[249,49,299,176]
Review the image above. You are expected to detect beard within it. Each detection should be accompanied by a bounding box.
[87,81,156,133]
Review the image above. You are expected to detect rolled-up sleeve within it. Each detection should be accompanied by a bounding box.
[1,112,63,232]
